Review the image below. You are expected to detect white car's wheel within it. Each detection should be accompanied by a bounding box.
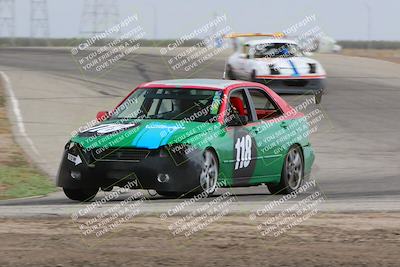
[250,70,256,82]
[314,89,323,104]
[226,65,236,80]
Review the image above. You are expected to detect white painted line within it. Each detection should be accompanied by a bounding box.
[0,72,41,156]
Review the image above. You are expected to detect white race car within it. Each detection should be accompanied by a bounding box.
[225,33,326,102]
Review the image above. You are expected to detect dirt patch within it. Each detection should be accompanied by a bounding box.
[342,49,400,64]
[0,213,399,267]
[0,183,8,191]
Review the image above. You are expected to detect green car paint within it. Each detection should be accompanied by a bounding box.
[71,115,314,187]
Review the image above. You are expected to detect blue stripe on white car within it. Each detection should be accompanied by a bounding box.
[288,59,300,77]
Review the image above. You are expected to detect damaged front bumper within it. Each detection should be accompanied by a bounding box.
[56,143,204,193]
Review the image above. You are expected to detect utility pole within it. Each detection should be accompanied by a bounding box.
[30,0,49,38]
[0,0,15,44]
[79,0,120,36]
[364,0,372,50]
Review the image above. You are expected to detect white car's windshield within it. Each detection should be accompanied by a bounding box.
[252,43,303,58]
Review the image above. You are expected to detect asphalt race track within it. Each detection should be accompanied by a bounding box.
[0,47,399,215]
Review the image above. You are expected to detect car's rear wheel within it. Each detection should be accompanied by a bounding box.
[268,145,304,194]
[199,149,218,195]
[226,65,236,80]
[63,187,99,202]
[314,89,323,104]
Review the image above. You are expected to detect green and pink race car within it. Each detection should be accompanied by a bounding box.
[57,79,315,201]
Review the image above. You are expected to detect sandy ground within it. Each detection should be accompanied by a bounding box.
[0,213,399,267]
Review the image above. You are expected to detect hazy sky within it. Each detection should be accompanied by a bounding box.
[10,0,400,40]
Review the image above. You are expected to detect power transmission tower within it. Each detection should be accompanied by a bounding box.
[30,0,49,38]
[80,0,120,36]
[0,0,15,39]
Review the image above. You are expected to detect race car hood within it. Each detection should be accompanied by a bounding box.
[71,119,218,150]
[253,56,320,75]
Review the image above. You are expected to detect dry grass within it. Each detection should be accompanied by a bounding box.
[0,76,55,199]
[342,49,400,64]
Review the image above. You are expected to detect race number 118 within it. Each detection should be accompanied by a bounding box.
[235,135,252,170]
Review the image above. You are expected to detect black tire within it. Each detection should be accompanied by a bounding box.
[268,145,304,195]
[226,65,236,80]
[63,187,99,202]
[314,89,323,104]
[156,191,182,198]
[250,70,256,82]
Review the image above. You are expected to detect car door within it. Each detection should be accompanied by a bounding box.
[245,87,287,183]
[217,88,261,186]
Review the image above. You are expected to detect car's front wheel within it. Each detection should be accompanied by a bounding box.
[314,89,323,104]
[63,187,99,202]
[199,149,218,195]
[226,65,236,80]
[159,150,219,198]
[268,145,304,194]
[156,191,182,198]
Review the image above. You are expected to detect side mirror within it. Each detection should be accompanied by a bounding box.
[96,111,110,122]
[239,115,248,125]
[226,115,248,127]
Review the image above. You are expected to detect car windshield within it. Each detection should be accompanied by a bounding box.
[110,88,223,122]
[252,43,303,58]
